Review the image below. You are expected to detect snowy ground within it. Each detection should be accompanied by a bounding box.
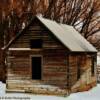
[0,82,100,100]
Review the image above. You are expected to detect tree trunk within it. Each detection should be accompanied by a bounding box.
[0,37,6,83]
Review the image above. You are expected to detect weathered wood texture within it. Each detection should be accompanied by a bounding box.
[97,65,100,83]
[7,19,68,91]
[11,20,66,49]
[6,19,97,95]
[70,54,97,92]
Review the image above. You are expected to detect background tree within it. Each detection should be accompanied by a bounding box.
[44,0,100,50]
[0,0,99,81]
[0,0,99,49]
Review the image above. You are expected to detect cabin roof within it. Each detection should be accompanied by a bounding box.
[60,24,97,52]
[2,15,97,52]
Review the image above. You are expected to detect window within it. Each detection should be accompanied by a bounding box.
[30,39,42,48]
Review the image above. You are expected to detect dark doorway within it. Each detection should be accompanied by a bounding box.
[32,57,42,80]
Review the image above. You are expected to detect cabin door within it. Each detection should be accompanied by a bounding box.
[32,57,42,80]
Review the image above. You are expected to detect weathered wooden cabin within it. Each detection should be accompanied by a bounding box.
[3,16,97,96]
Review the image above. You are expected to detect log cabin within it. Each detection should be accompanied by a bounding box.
[2,15,97,96]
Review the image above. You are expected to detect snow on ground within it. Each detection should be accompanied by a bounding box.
[0,82,100,100]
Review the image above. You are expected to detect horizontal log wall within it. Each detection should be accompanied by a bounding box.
[7,50,67,86]
[11,20,66,50]
[7,19,68,91]
[68,54,78,87]
[69,53,96,92]
[43,49,67,87]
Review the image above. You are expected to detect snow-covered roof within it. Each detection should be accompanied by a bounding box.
[60,24,97,52]
[37,16,97,52]
[2,15,97,52]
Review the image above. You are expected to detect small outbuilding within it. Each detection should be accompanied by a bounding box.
[3,16,97,96]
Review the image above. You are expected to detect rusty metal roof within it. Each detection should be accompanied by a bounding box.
[37,16,97,52]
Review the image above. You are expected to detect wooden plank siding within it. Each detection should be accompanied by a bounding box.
[6,20,68,92]
[69,53,97,93]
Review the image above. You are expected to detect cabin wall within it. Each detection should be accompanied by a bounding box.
[7,49,67,85]
[7,50,68,95]
[6,19,68,95]
[68,53,97,93]
[43,49,67,87]
[10,20,66,49]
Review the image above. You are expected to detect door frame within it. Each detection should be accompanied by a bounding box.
[30,55,43,80]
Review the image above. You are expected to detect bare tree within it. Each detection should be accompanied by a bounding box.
[44,0,100,50]
[0,0,99,49]
[45,0,100,37]
[0,0,99,81]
